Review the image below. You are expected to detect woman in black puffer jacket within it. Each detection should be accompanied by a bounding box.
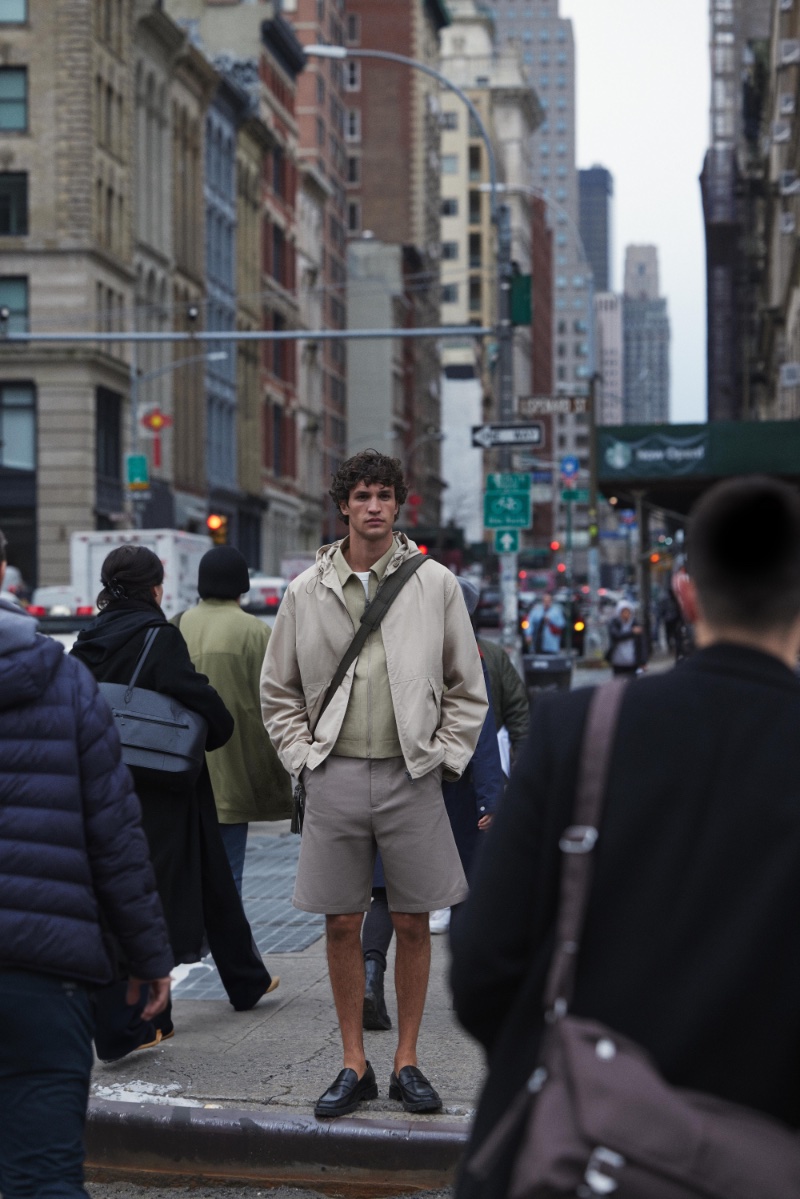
[72,544,275,1061]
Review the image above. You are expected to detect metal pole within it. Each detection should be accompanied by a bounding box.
[0,325,492,345]
[584,372,602,658]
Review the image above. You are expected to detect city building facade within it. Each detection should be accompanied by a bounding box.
[593,292,623,425]
[342,0,449,523]
[700,0,771,421]
[578,164,613,293]
[623,244,670,424]
[438,0,541,544]
[757,0,800,420]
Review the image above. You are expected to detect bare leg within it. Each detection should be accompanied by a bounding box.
[391,911,431,1075]
[326,913,368,1076]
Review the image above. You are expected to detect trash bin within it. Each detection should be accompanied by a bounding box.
[522,652,573,697]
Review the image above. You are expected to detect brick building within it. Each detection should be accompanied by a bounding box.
[343,0,448,523]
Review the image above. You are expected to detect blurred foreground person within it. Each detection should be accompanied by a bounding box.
[175,546,292,895]
[452,477,800,1199]
[72,545,274,1061]
[0,531,172,1199]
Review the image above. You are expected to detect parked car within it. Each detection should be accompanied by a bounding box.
[241,575,287,626]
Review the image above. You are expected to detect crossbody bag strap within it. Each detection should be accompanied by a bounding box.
[312,554,429,732]
[542,676,629,1018]
[124,626,160,701]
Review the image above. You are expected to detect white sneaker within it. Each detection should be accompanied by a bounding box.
[429,908,451,934]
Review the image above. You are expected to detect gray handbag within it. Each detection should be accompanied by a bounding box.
[99,626,208,784]
[467,677,800,1198]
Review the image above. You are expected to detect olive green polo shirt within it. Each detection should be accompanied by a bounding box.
[330,536,402,759]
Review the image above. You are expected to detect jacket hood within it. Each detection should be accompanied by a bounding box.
[314,532,420,577]
[0,602,64,712]
[71,602,164,669]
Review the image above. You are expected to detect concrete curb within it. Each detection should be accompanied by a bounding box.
[85,1098,470,1195]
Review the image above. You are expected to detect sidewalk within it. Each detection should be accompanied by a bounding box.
[86,826,483,1191]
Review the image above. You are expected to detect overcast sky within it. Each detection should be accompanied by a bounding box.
[559,0,710,425]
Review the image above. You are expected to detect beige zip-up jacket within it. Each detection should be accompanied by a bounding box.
[260,534,488,780]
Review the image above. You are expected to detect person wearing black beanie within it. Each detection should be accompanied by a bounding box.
[175,548,292,897]
[197,546,251,601]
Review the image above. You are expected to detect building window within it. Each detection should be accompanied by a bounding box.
[96,387,121,482]
[346,12,359,43]
[316,74,325,104]
[0,276,27,332]
[0,172,27,234]
[441,154,458,174]
[441,241,459,260]
[0,0,26,21]
[0,68,27,131]
[345,108,360,142]
[441,197,458,216]
[347,199,360,233]
[345,61,360,91]
[0,382,34,469]
[441,111,458,130]
[347,155,360,184]
[557,368,567,383]
[441,283,459,303]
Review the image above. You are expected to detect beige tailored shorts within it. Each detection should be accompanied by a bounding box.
[292,756,468,915]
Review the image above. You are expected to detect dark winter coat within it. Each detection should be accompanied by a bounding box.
[71,601,233,963]
[443,660,504,879]
[451,644,800,1199]
[477,637,530,752]
[0,598,173,987]
[606,613,647,669]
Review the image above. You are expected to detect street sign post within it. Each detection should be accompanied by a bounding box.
[560,455,580,478]
[483,490,532,529]
[561,488,590,503]
[486,472,530,491]
[126,454,149,491]
[472,423,544,450]
[494,529,520,554]
[518,395,589,417]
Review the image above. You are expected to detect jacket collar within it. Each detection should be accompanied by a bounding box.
[315,532,420,595]
[679,642,800,693]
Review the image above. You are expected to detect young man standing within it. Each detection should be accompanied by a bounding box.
[262,449,487,1118]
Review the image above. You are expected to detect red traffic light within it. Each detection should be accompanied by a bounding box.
[550,540,561,552]
[206,514,228,544]
[418,544,429,555]
[557,563,567,574]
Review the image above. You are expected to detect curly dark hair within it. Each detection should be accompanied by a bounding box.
[329,449,408,525]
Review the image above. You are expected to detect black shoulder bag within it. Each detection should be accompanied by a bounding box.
[98,626,208,786]
[291,554,429,833]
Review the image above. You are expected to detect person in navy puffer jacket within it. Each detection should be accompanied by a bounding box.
[0,529,174,1199]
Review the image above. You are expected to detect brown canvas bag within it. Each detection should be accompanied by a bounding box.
[466,678,800,1198]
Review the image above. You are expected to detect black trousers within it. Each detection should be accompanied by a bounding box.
[0,968,94,1198]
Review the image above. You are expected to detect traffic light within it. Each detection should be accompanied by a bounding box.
[206,513,228,545]
[417,544,429,555]
[550,540,561,552]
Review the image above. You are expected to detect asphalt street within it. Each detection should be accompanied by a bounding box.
[87,1187,450,1199]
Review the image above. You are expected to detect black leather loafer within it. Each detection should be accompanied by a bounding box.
[314,1062,378,1118]
[388,1065,442,1113]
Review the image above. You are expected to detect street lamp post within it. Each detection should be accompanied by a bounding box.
[305,44,519,654]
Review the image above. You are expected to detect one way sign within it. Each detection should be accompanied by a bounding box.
[472,423,544,450]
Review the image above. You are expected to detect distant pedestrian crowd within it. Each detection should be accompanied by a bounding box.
[4,462,800,1197]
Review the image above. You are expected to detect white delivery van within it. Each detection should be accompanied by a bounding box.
[70,529,211,620]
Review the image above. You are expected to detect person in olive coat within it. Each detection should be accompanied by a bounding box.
[72,544,275,1060]
[175,546,292,895]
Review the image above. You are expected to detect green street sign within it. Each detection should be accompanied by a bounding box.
[494,529,520,554]
[561,488,590,503]
[486,472,530,492]
[484,490,532,530]
[127,453,149,490]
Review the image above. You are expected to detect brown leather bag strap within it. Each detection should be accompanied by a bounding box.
[542,676,629,1017]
